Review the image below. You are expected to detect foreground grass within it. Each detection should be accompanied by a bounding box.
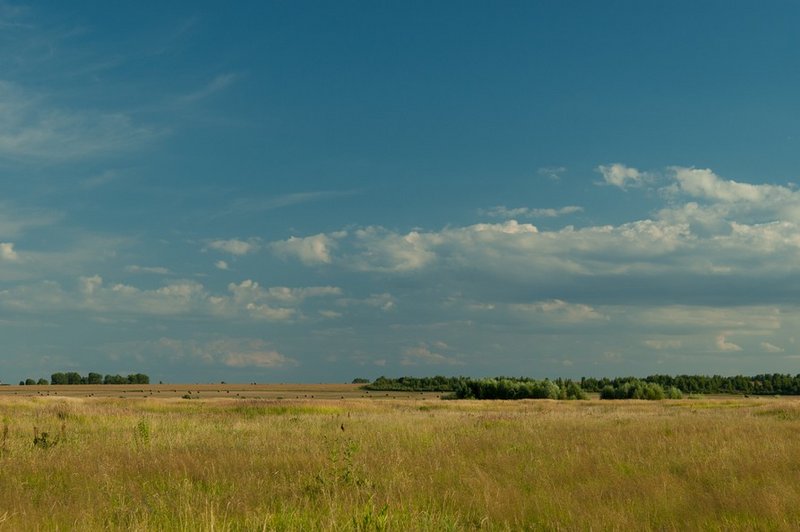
[0,395,799,530]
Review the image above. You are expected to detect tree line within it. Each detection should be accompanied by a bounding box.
[365,376,587,399]
[579,374,800,396]
[18,372,150,385]
[363,373,800,399]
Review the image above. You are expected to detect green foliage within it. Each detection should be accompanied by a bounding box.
[351,378,371,384]
[367,376,587,400]
[454,377,585,400]
[104,374,127,384]
[134,418,151,446]
[589,374,799,396]
[365,375,465,392]
[598,380,684,400]
[46,372,150,385]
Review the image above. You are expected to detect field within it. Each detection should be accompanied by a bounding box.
[0,385,799,530]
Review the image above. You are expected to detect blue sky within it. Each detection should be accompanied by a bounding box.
[1,1,800,383]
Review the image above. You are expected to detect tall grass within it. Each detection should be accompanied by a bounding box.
[0,395,798,529]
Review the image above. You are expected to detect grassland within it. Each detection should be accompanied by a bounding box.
[0,385,799,530]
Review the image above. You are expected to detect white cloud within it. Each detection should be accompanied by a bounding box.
[151,337,298,368]
[214,260,229,270]
[0,275,345,323]
[671,167,790,204]
[208,238,260,256]
[337,292,396,311]
[537,166,566,181]
[260,166,800,307]
[481,205,583,219]
[715,334,742,352]
[511,299,607,323]
[125,265,170,275]
[401,344,462,366]
[597,163,647,189]
[350,227,440,272]
[227,280,341,305]
[262,285,342,303]
[644,339,683,350]
[270,232,340,265]
[0,203,61,238]
[0,242,18,261]
[80,275,103,295]
[637,306,781,332]
[761,342,784,353]
[244,303,296,321]
[225,280,342,321]
[224,349,297,368]
[0,81,157,161]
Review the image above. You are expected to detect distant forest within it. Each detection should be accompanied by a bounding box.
[363,374,800,400]
[18,372,150,386]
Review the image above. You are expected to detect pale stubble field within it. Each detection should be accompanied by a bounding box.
[0,385,798,530]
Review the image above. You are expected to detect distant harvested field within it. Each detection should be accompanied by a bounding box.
[0,383,441,400]
[0,392,799,530]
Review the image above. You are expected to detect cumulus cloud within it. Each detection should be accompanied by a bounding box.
[224,349,297,368]
[270,232,340,265]
[537,166,566,181]
[208,238,260,256]
[125,265,170,275]
[263,165,800,309]
[152,337,298,368]
[0,275,345,323]
[481,205,583,219]
[716,334,742,352]
[0,242,18,261]
[225,280,341,321]
[511,299,607,323]
[671,167,790,204]
[401,344,462,366]
[80,275,103,295]
[597,163,647,189]
[761,341,784,353]
[228,280,341,305]
[350,227,440,272]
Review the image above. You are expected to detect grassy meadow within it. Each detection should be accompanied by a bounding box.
[0,386,799,530]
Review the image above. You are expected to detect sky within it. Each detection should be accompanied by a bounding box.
[1,1,800,383]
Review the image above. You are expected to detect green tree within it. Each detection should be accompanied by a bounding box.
[51,372,67,385]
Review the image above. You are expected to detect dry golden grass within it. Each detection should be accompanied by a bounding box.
[0,390,798,530]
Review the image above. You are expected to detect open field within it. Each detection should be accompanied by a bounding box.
[0,386,799,530]
[0,383,437,400]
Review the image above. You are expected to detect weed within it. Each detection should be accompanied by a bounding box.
[1,421,7,455]
[353,500,389,531]
[135,418,151,446]
[305,436,373,500]
[33,426,54,449]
